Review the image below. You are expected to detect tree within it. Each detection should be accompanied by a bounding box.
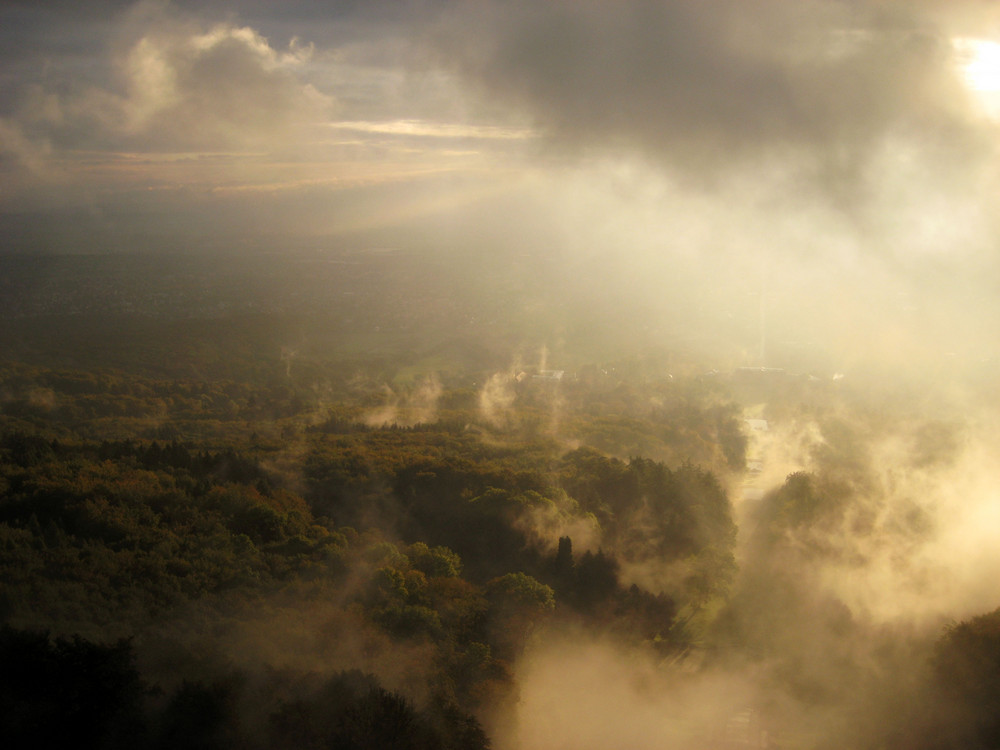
[485,573,555,659]
[573,549,619,612]
[922,608,1000,749]
[0,627,149,750]
[408,542,463,578]
[157,679,242,750]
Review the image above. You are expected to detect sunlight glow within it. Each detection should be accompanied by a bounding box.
[961,39,1000,92]
[954,37,1000,119]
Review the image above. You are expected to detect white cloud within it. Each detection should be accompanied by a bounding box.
[108,18,334,150]
[3,6,335,162]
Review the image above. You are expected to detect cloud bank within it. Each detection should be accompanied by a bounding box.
[431,1,998,176]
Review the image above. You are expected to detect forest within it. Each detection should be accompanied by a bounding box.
[1,254,1000,750]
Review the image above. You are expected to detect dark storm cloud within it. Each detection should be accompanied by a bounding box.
[426,0,992,180]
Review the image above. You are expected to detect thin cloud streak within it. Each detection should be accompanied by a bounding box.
[328,119,535,140]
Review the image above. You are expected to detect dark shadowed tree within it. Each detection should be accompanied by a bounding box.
[0,627,149,750]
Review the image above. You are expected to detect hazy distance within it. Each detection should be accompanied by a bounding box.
[6,3,1000,749]
[3,1,1000,384]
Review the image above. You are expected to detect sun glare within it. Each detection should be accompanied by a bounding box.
[962,39,1000,92]
[955,37,1000,119]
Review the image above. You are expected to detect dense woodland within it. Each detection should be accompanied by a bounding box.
[2,263,1000,750]
[0,350,741,747]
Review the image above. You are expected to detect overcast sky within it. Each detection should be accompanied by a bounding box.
[3,0,1000,372]
[3,1,997,224]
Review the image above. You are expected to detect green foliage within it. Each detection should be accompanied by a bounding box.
[921,609,1000,749]
[558,450,736,587]
[768,471,844,530]
[0,627,490,750]
[407,542,463,578]
[485,572,555,612]
[372,603,444,640]
[5,251,1000,750]
[0,355,754,748]
[482,573,555,660]
[268,670,490,750]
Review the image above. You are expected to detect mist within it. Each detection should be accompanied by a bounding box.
[5,1,1000,749]
[5,0,1000,385]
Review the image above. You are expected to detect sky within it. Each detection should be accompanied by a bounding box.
[3,0,1000,374]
